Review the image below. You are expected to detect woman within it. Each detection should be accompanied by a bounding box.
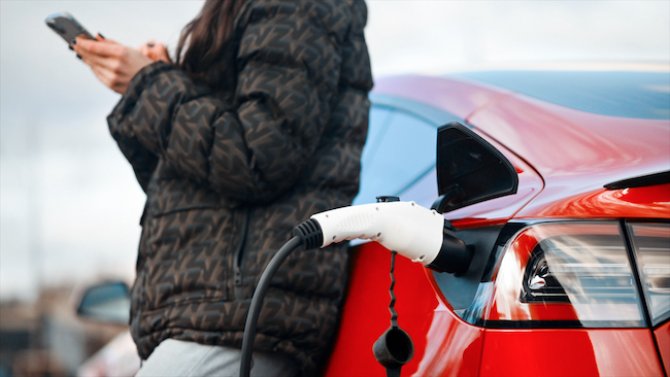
[74,0,372,375]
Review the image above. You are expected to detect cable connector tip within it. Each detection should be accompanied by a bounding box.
[293,218,324,250]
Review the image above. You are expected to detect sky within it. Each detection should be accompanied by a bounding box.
[1,0,669,301]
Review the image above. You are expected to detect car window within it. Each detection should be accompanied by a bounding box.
[359,106,393,167]
[454,71,670,120]
[355,107,437,204]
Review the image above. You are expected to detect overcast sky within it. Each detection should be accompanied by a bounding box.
[1,0,669,301]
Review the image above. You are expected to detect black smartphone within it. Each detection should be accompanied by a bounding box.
[45,12,95,46]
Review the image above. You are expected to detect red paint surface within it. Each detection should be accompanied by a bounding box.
[480,329,665,377]
[655,321,670,375]
[521,184,670,219]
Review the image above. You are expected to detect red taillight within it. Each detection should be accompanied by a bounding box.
[481,222,647,327]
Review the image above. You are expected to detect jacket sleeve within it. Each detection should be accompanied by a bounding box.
[107,1,342,202]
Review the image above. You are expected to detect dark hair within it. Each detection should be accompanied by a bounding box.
[176,0,245,90]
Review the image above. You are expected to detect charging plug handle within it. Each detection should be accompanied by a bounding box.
[309,201,473,274]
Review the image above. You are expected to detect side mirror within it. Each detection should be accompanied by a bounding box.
[76,281,131,325]
[433,122,518,213]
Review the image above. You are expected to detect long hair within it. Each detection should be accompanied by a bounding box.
[176,0,245,90]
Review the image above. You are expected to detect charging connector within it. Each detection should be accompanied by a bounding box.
[309,201,472,273]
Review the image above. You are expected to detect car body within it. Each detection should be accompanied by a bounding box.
[324,70,670,376]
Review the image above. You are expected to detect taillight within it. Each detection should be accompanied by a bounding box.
[629,223,670,326]
[479,222,649,328]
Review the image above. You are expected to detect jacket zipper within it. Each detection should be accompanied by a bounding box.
[234,209,250,295]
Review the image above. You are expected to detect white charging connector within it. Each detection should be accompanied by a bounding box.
[310,201,445,266]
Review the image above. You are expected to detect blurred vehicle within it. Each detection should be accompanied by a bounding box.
[78,69,670,376]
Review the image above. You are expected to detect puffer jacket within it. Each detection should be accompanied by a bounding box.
[106,0,372,374]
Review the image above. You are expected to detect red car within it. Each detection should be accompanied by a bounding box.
[324,70,670,376]
[78,70,669,376]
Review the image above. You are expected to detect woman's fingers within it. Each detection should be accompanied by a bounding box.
[77,42,130,94]
[75,37,130,74]
[90,64,113,87]
[150,43,171,63]
[73,36,152,94]
[80,51,123,73]
[138,43,151,58]
[138,40,171,63]
[91,64,127,94]
[75,37,124,58]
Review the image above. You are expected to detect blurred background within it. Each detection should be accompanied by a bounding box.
[1,0,669,375]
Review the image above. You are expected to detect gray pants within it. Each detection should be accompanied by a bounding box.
[135,339,297,377]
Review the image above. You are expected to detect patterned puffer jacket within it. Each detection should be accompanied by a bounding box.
[106,0,372,374]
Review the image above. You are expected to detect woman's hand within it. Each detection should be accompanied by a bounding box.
[74,35,154,94]
[139,40,172,63]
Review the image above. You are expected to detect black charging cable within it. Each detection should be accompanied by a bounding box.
[239,219,323,377]
[239,236,301,376]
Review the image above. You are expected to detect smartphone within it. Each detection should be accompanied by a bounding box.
[45,12,95,46]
